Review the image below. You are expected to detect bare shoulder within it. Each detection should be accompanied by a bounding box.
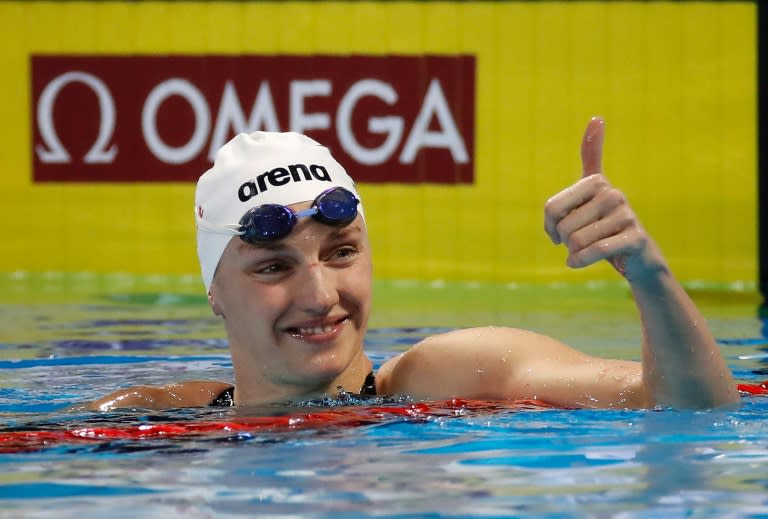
[376,326,645,408]
[376,326,561,394]
[81,380,234,411]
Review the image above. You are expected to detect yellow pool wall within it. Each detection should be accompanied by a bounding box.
[0,1,756,288]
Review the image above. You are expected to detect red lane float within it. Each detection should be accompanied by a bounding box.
[737,380,768,395]
[0,398,552,454]
[3,382,766,455]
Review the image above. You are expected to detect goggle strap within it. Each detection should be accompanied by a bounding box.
[293,207,319,219]
[195,210,244,236]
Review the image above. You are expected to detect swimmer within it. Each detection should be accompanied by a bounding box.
[87,117,739,411]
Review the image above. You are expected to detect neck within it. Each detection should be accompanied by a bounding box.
[231,350,373,406]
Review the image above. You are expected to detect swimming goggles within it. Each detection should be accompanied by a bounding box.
[197,187,360,243]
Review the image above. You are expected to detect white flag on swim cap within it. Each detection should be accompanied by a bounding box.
[195,131,362,292]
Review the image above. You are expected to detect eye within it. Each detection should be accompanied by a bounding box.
[251,261,292,276]
[261,263,289,274]
[328,246,359,263]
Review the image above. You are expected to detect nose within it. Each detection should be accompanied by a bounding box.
[293,263,338,314]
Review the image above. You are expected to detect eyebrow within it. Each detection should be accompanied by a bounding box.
[235,240,290,256]
[327,223,363,240]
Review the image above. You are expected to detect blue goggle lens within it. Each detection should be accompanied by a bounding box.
[313,187,359,225]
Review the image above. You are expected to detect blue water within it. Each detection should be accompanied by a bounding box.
[1,286,767,517]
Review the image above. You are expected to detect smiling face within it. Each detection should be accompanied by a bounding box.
[208,207,373,405]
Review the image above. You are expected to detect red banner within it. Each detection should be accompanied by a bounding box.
[31,55,475,183]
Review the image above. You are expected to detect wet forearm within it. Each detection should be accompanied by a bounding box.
[630,268,738,408]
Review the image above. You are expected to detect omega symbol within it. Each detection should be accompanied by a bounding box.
[35,71,118,164]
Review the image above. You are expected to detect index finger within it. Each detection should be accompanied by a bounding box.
[581,116,605,178]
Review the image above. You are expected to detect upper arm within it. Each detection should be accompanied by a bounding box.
[380,327,648,409]
[82,381,234,411]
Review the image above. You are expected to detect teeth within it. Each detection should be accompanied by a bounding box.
[297,324,334,335]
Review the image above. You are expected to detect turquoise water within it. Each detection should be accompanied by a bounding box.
[1,277,767,517]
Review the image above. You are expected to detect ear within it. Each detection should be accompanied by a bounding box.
[208,290,224,317]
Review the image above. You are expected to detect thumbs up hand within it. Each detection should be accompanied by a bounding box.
[544,117,665,282]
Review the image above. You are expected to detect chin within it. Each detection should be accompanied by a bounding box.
[305,360,347,382]
[304,349,360,385]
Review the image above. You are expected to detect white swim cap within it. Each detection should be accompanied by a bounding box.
[195,131,362,292]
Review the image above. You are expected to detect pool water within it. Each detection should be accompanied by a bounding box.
[1,275,767,517]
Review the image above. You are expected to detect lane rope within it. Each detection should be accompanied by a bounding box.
[3,382,766,454]
[0,398,552,453]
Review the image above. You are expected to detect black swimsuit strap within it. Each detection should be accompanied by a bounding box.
[210,386,235,407]
[359,370,377,396]
[209,371,377,407]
